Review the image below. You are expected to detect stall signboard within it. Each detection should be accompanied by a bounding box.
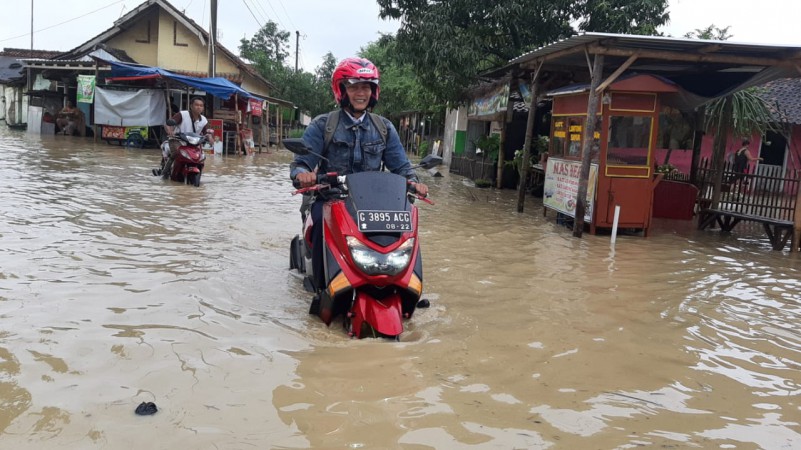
[207,119,223,140]
[101,125,148,140]
[543,157,598,221]
[468,83,509,118]
[207,119,224,153]
[77,75,96,103]
[248,98,263,116]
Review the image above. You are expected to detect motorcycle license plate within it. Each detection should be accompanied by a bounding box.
[357,210,413,233]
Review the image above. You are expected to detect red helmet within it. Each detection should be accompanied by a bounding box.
[331,57,380,108]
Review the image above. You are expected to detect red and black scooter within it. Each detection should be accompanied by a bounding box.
[285,138,441,339]
[155,119,207,186]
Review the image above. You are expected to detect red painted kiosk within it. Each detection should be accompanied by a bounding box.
[543,74,673,236]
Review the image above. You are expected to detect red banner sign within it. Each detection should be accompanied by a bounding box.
[248,98,263,116]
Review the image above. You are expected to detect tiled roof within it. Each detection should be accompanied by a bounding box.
[61,0,274,91]
[759,78,801,125]
[0,55,25,82]
[0,48,63,59]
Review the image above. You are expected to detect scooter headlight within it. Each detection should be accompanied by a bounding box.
[347,236,415,276]
[179,149,191,159]
[185,135,202,145]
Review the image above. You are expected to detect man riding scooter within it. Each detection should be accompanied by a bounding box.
[155,96,214,178]
[290,57,428,303]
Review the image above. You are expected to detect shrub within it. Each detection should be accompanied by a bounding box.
[473,134,500,163]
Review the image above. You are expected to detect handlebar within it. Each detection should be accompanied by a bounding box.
[292,171,340,189]
[291,173,434,204]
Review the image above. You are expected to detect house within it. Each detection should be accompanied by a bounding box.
[0,48,63,128]
[20,0,293,148]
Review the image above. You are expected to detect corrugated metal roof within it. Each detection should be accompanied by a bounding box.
[509,32,801,66]
[482,32,801,111]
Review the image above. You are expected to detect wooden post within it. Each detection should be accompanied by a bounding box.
[234,93,241,155]
[93,63,99,143]
[497,78,515,188]
[573,54,604,237]
[275,105,280,148]
[710,96,733,210]
[516,62,543,213]
[689,106,706,186]
[792,178,801,252]
[163,80,171,137]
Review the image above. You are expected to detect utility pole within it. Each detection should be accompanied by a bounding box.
[295,30,300,72]
[27,0,33,113]
[208,0,217,77]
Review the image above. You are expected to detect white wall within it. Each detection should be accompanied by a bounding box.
[442,105,467,166]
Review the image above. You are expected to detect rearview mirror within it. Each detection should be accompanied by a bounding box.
[283,138,330,162]
[283,138,311,155]
[166,119,177,127]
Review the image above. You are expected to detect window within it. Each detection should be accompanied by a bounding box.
[567,117,583,157]
[591,116,601,163]
[551,118,567,157]
[607,116,651,166]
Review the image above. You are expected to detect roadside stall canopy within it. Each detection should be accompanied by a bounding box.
[105,61,264,101]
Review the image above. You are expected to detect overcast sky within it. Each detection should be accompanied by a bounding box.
[0,0,798,72]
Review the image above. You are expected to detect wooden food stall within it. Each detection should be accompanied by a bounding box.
[544,74,671,236]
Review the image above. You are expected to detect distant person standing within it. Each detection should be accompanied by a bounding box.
[730,139,762,188]
[56,101,81,135]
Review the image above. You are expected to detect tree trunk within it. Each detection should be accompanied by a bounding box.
[689,106,706,186]
[710,97,733,209]
[517,69,541,212]
[573,54,604,238]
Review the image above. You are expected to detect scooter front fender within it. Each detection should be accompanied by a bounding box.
[351,291,403,339]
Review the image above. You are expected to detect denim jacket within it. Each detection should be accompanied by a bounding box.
[290,110,418,183]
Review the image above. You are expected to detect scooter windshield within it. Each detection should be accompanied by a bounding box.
[345,171,412,234]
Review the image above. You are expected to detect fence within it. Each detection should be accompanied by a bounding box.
[695,158,799,221]
[449,155,497,182]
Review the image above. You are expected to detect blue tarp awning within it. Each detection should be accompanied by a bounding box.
[106,61,264,101]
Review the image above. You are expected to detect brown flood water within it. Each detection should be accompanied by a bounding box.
[0,127,800,449]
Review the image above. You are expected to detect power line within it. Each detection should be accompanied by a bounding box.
[241,0,263,29]
[259,0,286,30]
[275,0,298,31]
[0,0,127,44]
[250,0,273,26]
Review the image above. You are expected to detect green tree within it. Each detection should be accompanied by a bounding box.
[377,0,670,103]
[577,0,669,35]
[239,21,290,66]
[359,35,438,119]
[315,52,337,85]
[239,23,335,117]
[683,24,733,40]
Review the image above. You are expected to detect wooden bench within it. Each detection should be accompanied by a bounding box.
[698,208,794,250]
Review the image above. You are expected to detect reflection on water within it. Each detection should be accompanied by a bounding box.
[0,128,799,448]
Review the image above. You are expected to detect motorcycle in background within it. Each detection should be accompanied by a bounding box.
[153,119,207,186]
[285,138,442,340]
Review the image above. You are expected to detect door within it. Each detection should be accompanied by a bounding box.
[755,131,788,193]
[605,178,650,227]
